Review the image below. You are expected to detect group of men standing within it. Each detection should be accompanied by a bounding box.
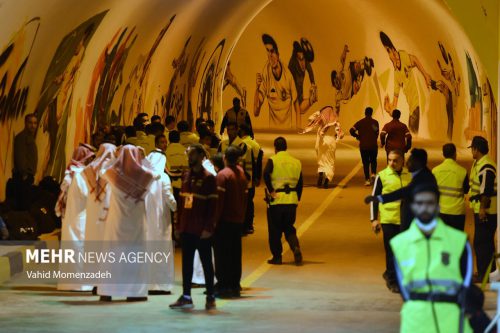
[52,105,307,311]
[350,106,497,332]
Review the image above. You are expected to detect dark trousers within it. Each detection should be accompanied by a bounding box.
[360,149,378,180]
[214,222,242,290]
[172,188,180,243]
[267,204,300,259]
[474,214,497,279]
[381,223,400,284]
[440,213,465,231]
[243,187,255,231]
[181,233,214,297]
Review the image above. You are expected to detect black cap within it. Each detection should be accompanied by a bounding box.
[468,136,489,153]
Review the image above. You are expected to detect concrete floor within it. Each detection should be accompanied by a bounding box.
[0,132,497,333]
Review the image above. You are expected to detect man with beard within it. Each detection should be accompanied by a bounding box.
[390,184,478,332]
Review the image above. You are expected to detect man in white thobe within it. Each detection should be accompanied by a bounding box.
[98,145,155,302]
[55,144,95,291]
[300,106,344,188]
[145,150,177,294]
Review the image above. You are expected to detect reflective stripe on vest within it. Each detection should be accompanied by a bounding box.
[469,154,497,214]
[432,159,467,215]
[390,219,473,333]
[378,166,412,225]
[270,151,301,205]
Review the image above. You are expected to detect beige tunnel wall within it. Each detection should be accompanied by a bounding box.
[223,0,497,153]
[0,0,497,201]
[0,0,270,200]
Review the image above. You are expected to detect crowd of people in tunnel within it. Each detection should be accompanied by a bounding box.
[1,97,307,311]
[1,100,497,329]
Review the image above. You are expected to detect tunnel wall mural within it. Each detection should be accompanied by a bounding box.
[222,0,497,153]
[0,0,497,200]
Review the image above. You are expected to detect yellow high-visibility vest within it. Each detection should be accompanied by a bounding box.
[391,219,473,333]
[165,143,188,189]
[469,154,497,214]
[378,166,412,225]
[270,151,301,205]
[432,159,467,215]
[241,135,261,188]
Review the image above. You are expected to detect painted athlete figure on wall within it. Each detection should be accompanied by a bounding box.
[430,41,461,140]
[379,31,432,135]
[288,38,318,117]
[330,44,374,115]
[254,34,299,129]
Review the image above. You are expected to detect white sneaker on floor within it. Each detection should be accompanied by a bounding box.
[364,180,371,186]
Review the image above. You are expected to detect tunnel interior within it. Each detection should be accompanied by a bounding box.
[0,0,497,199]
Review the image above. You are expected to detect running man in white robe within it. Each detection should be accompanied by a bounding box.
[55,144,95,291]
[145,150,177,294]
[300,106,344,188]
[83,143,117,241]
[98,145,155,302]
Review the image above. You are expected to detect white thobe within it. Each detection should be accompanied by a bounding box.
[145,172,176,291]
[316,123,342,182]
[57,167,93,291]
[97,174,149,298]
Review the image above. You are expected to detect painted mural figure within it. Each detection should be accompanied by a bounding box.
[254,34,299,129]
[41,27,93,180]
[379,32,432,135]
[300,106,344,188]
[197,39,225,123]
[86,27,137,140]
[223,60,246,107]
[288,38,317,115]
[430,41,461,140]
[330,44,374,114]
[164,37,191,124]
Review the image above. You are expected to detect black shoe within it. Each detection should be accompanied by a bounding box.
[126,297,148,302]
[230,289,241,298]
[317,173,324,188]
[293,248,303,266]
[148,290,172,295]
[267,257,282,265]
[205,296,216,310]
[92,287,97,295]
[323,179,329,189]
[169,296,194,309]
[99,296,112,302]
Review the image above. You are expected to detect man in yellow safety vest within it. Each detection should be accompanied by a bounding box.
[432,143,469,231]
[369,149,412,293]
[391,184,474,333]
[263,137,303,266]
[468,136,497,282]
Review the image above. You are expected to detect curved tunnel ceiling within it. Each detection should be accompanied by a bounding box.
[0,0,496,198]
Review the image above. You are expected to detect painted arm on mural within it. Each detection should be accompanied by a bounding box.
[224,61,246,107]
[254,72,265,117]
[384,53,432,115]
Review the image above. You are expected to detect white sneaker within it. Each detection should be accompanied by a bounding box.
[364,180,371,186]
